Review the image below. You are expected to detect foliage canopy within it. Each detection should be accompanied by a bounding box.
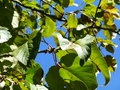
[0,0,120,89]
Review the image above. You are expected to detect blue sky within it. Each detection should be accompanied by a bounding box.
[35,0,120,89]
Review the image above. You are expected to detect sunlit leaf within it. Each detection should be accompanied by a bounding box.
[0,26,12,43]
[83,0,96,4]
[67,14,78,28]
[42,16,56,37]
[76,24,88,31]
[54,4,64,18]
[13,42,29,65]
[83,4,97,17]
[96,37,118,47]
[11,11,19,28]
[59,54,98,90]
[55,32,94,60]
[90,43,110,85]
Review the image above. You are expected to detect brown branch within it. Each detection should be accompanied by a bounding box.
[89,26,120,35]
[12,0,67,22]
[95,0,102,19]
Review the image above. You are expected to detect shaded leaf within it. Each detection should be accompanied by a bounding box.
[46,66,66,90]
[104,55,117,72]
[0,43,12,54]
[25,63,43,84]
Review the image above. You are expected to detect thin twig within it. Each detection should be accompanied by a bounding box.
[41,0,63,16]
[12,0,67,22]
[95,0,102,19]
[52,53,62,68]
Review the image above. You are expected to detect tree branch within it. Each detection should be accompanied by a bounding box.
[12,0,67,22]
[89,26,120,35]
[95,0,102,19]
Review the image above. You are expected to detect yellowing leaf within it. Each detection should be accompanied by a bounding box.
[83,0,96,4]
[105,6,119,14]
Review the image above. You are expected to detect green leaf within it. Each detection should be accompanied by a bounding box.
[0,2,14,28]
[59,0,70,7]
[83,4,97,17]
[90,43,110,85]
[13,42,29,65]
[96,37,118,47]
[0,26,12,43]
[28,30,41,61]
[59,53,98,90]
[67,14,78,28]
[55,33,94,60]
[42,16,56,37]
[54,4,64,18]
[22,1,40,9]
[25,63,43,84]
[0,43,12,54]
[83,0,96,4]
[115,0,120,5]
[46,66,66,90]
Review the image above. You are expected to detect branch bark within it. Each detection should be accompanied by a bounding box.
[12,0,67,22]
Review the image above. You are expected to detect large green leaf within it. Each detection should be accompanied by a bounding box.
[59,53,98,90]
[90,43,110,85]
[67,14,78,28]
[25,63,43,84]
[42,16,56,37]
[0,26,12,43]
[0,2,14,28]
[55,32,94,60]
[45,66,66,90]
[13,42,29,65]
